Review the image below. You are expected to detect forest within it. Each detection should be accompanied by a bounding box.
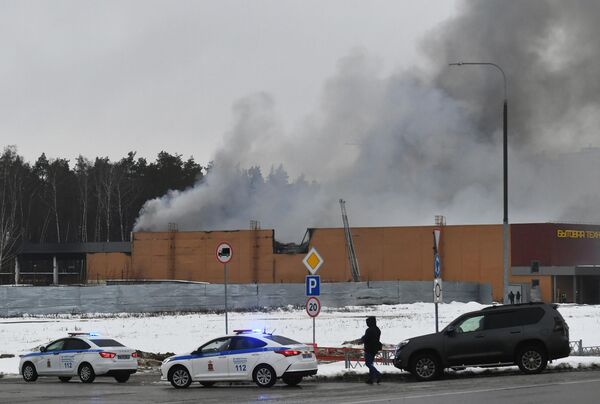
[0,146,205,271]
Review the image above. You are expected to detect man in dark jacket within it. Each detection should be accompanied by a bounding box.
[343,316,382,384]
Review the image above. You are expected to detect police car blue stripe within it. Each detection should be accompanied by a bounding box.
[168,346,292,362]
[21,349,103,358]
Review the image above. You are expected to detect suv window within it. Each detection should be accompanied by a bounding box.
[513,307,545,326]
[229,337,267,350]
[484,311,517,329]
[455,315,484,333]
[64,338,91,350]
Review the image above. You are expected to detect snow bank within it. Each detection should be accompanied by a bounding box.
[2,302,599,376]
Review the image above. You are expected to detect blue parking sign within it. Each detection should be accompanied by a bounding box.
[305,275,320,296]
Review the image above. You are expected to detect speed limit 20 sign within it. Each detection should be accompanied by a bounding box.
[306,297,321,318]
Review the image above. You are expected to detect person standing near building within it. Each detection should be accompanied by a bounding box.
[343,316,382,384]
[508,290,515,304]
[516,290,521,304]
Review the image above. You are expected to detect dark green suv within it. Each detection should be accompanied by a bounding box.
[393,303,570,381]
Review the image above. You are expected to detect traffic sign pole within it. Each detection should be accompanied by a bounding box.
[303,249,323,347]
[216,242,233,335]
[306,297,321,345]
[224,263,228,334]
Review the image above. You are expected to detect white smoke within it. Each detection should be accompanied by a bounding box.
[135,1,600,242]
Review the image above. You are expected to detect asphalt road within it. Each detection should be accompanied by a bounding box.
[1,369,599,404]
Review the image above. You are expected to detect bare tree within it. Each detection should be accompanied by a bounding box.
[75,156,91,242]
[0,147,23,271]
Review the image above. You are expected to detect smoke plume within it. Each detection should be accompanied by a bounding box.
[135,0,600,242]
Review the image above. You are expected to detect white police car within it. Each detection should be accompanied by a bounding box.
[19,333,138,383]
[161,330,318,388]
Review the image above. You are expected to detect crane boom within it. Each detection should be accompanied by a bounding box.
[340,199,361,282]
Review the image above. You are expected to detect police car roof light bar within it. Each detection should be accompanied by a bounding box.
[68,332,101,337]
[233,329,265,335]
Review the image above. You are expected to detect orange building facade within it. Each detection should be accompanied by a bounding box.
[85,223,600,304]
[87,225,509,301]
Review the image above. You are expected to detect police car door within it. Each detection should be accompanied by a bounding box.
[228,337,266,379]
[59,338,90,375]
[192,337,231,380]
[41,339,67,375]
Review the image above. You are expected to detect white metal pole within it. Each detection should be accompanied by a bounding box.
[14,258,19,285]
[53,256,58,285]
[312,317,315,345]
[225,263,228,334]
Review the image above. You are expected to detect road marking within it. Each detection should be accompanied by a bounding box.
[345,378,600,403]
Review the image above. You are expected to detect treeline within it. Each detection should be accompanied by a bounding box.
[0,146,205,269]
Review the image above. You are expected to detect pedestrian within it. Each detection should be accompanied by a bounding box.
[508,290,515,304]
[516,290,521,304]
[343,316,382,384]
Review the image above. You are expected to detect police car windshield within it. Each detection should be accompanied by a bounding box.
[264,335,301,345]
[90,339,125,347]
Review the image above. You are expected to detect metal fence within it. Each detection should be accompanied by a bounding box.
[0,280,491,315]
[569,340,600,356]
[343,349,396,369]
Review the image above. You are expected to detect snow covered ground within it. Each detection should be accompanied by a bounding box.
[1,302,599,376]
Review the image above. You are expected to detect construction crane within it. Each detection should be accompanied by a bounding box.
[339,199,361,282]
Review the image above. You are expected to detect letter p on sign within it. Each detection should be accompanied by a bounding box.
[305,275,320,296]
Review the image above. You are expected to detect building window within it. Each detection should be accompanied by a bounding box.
[531,279,540,288]
[530,260,540,273]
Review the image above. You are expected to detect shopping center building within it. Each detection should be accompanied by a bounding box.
[8,223,600,304]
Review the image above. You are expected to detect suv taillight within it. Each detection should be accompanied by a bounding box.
[553,316,567,335]
[132,352,139,358]
[99,351,116,359]
[275,349,301,357]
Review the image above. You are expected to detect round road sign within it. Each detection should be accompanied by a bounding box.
[216,242,233,264]
[306,297,321,318]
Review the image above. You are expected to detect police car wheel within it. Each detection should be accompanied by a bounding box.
[169,366,192,389]
[114,374,130,383]
[22,363,38,382]
[78,363,96,383]
[282,375,302,386]
[59,377,72,383]
[253,364,276,388]
[200,381,215,387]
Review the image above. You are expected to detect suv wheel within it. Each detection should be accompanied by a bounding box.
[516,345,547,374]
[410,352,441,381]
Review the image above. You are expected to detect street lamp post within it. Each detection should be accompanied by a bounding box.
[449,62,509,304]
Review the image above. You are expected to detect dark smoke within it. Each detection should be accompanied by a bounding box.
[135,1,600,241]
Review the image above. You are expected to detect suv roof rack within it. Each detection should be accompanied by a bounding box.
[482,302,546,311]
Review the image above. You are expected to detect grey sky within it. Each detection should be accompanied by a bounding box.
[0,0,457,165]
[132,0,600,241]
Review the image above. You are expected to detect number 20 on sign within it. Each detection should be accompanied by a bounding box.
[306,297,321,317]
